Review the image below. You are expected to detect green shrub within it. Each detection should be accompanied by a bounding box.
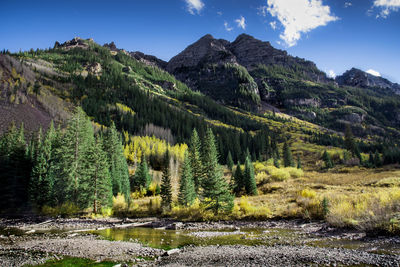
[286,167,304,178]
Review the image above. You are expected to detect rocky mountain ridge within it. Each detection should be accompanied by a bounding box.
[336,68,400,95]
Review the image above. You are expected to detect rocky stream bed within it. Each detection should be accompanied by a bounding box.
[0,217,399,266]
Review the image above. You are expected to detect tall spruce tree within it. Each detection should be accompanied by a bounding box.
[0,122,30,211]
[188,129,203,194]
[82,135,113,213]
[30,122,57,208]
[54,107,95,207]
[103,122,130,202]
[283,141,294,167]
[132,156,152,190]
[178,151,196,206]
[232,161,244,195]
[244,155,257,196]
[226,151,234,171]
[160,150,172,210]
[374,151,382,167]
[322,150,334,169]
[201,128,234,214]
[297,155,302,169]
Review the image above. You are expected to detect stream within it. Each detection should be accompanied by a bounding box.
[1,218,400,266]
[91,226,400,255]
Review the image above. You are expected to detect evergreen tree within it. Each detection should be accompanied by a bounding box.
[201,128,234,214]
[132,156,151,190]
[103,122,130,202]
[30,122,57,208]
[178,151,196,206]
[322,150,334,169]
[0,122,30,211]
[273,155,280,168]
[188,129,203,194]
[374,151,382,167]
[54,107,95,207]
[243,155,257,195]
[82,135,113,213]
[33,81,40,96]
[232,161,244,195]
[297,155,302,169]
[368,151,375,167]
[283,141,294,167]
[160,150,172,210]
[344,124,360,162]
[226,151,234,171]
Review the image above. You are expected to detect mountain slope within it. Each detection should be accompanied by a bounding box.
[1,36,400,167]
[165,34,400,139]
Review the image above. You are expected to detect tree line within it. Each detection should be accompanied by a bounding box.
[0,107,130,214]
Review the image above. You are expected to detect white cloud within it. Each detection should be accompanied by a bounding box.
[257,6,268,17]
[373,0,400,18]
[224,21,233,32]
[266,0,339,47]
[327,70,336,78]
[235,16,246,29]
[270,21,277,30]
[366,69,381,77]
[344,2,352,8]
[185,0,204,15]
[217,11,223,16]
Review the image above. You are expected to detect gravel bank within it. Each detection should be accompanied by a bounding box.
[0,234,163,267]
[156,245,400,267]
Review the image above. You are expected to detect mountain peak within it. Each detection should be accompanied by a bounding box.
[234,33,256,42]
[199,34,215,41]
[167,34,234,72]
[336,68,400,94]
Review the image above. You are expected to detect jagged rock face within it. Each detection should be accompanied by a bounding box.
[166,34,330,110]
[130,51,167,69]
[284,98,321,108]
[228,34,286,69]
[167,34,236,73]
[344,113,365,124]
[103,41,118,51]
[55,37,91,50]
[336,68,400,95]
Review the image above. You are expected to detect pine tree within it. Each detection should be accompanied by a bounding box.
[188,129,203,194]
[297,155,302,169]
[322,150,334,169]
[232,161,244,195]
[103,122,130,202]
[374,151,382,167]
[82,135,113,213]
[54,107,95,207]
[30,122,57,208]
[243,155,257,195]
[132,156,151,190]
[0,122,30,211]
[368,151,375,167]
[160,150,172,210]
[226,151,234,171]
[201,128,234,214]
[344,124,360,162]
[283,141,294,167]
[178,151,196,206]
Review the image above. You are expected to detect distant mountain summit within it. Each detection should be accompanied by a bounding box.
[336,68,400,95]
[165,34,330,110]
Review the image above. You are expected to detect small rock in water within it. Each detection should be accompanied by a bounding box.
[163,248,180,256]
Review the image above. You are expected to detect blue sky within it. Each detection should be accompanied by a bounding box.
[1,0,399,82]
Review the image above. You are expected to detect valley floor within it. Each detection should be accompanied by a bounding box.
[0,218,399,266]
